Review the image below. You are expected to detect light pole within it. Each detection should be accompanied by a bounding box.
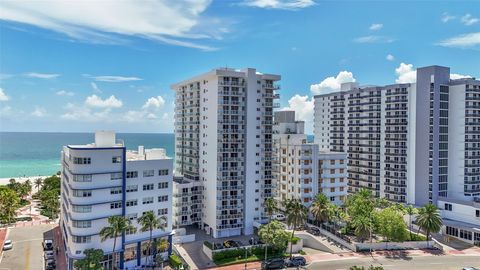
[245,237,253,270]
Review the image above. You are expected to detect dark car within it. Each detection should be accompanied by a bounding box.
[285,256,306,267]
[249,238,262,245]
[261,258,285,270]
[223,240,239,248]
[45,260,56,269]
[308,227,321,236]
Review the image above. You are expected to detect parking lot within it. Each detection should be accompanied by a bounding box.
[0,224,55,270]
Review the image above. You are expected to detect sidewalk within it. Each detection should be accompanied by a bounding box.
[53,225,67,270]
[0,228,7,259]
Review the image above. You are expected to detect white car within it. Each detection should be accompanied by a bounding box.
[272,214,286,221]
[45,250,55,259]
[3,240,13,251]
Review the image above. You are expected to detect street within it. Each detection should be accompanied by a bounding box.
[306,255,480,270]
[0,224,55,270]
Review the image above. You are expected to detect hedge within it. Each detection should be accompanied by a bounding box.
[169,254,182,268]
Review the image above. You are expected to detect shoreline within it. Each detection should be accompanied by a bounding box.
[0,175,51,186]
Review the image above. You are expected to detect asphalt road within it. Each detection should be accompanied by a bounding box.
[305,255,480,270]
[0,224,55,270]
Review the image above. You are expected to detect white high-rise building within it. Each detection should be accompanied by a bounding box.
[60,131,173,269]
[171,67,280,238]
[273,111,347,207]
[313,65,480,244]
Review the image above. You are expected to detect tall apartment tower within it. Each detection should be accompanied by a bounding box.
[273,111,347,206]
[171,68,280,238]
[313,65,480,206]
[60,131,173,270]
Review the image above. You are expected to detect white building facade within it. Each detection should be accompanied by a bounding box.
[274,111,347,207]
[60,131,174,269]
[172,68,280,238]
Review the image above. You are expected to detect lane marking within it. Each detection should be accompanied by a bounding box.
[24,245,30,270]
[12,238,43,244]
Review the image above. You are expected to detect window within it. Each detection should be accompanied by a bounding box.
[72,205,91,213]
[126,171,138,178]
[73,236,91,243]
[126,185,138,193]
[126,200,138,207]
[73,174,92,182]
[73,157,91,164]
[330,196,335,202]
[126,213,137,221]
[112,156,122,163]
[158,182,169,189]
[110,187,122,195]
[158,208,168,215]
[110,202,122,209]
[445,203,452,211]
[111,173,122,180]
[476,210,480,218]
[125,227,136,235]
[142,197,154,205]
[72,220,91,228]
[158,195,168,202]
[143,170,155,177]
[143,184,154,191]
[73,190,92,197]
[159,169,169,176]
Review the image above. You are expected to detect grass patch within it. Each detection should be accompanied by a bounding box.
[406,233,426,241]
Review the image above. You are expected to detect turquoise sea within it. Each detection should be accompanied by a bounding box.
[0,132,175,178]
[0,132,313,178]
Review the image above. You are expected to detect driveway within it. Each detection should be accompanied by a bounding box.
[0,224,55,270]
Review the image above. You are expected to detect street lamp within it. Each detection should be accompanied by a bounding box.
[245,237,254,270]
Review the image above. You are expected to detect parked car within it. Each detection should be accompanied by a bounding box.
[308,227,321,236]
[43,239,54,251]
[261,258,285,270]
[223,240,239,248]
[213,242,223,250]
[285,256,306,267]
[272,214,286,221]
[45,250,55,260]
[45,260,56,270]
[2,240,13,251]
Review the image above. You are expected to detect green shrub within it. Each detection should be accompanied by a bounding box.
[298,250,306,255]
[290,236,301,244]
[169,254,182,268]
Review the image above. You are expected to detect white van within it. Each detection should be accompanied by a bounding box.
[272,214,286,221]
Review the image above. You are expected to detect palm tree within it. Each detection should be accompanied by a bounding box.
[416,203,442,247]
[285,199,308,258]
[405,205,417,240]
[100,216,136,270]
[264,197,277,221]
[310,194,331,225]
[138,211,167,267]
[34,178,43,191]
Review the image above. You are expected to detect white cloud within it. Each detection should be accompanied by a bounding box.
[450,73,472,80]
[310,71,356,95]
[242,0,315,10]
[91,75,143,82]
[85,95,123,109]
[90,82,101,93]
[395,63,416,83]
[461,14,479,26]
[142,96,165,110]
[31,107,47,117]
[437,32,480,49]
[369,23,383,31]
[0,0,223,51]
[0,105,13,118]
[56,90,74,96]
[0,88,10,101]
[353,35,394,43]
[386,54,395,61]
[282,95,314,133]
[441,12,456,23]
[0,74,13,80]
[24,72,60,79]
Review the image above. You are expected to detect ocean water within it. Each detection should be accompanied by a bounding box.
[0,132,314,178]
[0,132,175,178]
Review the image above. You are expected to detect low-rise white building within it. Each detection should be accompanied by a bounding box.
[60,131,174,269]
[437,197,480,245]
[274,111,347,207]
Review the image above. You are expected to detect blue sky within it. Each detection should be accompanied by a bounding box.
[0,0,479,134]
